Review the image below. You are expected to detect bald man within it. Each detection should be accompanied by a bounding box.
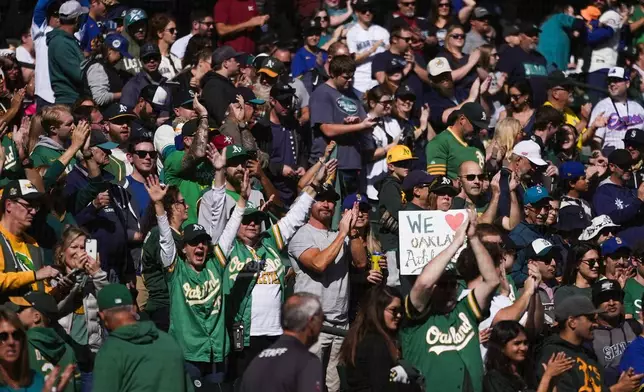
[452,161,499,224]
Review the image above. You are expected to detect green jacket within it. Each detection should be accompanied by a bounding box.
[93,321,193,392]
[26,327,80,392]
[377,175,405,251]
[46,28,84,105]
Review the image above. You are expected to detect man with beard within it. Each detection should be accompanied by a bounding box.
[594,149,644,245]
[201,46,243,127]
[625,129,644,188]
[130,84,160,140]
[170,9,214,62]
[401,209,499,392]
[509,185,567,287]
[560,161,593,221]
[117,8,148,77]
[453,161,501,223]
[590,279,643,387]
[591,67,644,153]
[463,7,491,54]
[288,186,367,392]
[301,42,350,95]
[425,102,488,179]
[497,22,548,106]
[101,102,136,184]
[536,295,643,391]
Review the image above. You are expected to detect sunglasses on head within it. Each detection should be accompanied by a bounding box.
[0,330,23,344]
[134,150,158,159]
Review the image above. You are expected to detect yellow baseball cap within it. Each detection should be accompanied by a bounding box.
[387,145,417,164]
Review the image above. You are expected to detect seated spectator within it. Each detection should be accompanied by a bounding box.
[619,294,644,380]
[120,42,166,110]
[117,8,148,76]
[453,161,499,222]
[624,246,644,320]
[427,175,458,211]
[556,243,602,304]
[559,160,593,220]
[579,215,620,245]
[30,105,77,171]
[497,80,536,135]
[463,7,491,55]
[82,34,131,108]
[625,128,644,189]
[601,237,631,283]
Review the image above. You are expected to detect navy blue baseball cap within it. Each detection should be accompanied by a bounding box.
[601,237,631,257]
[104,33,132,58]
[402,170,435,191]
[523,185,552,205]
[342,193,369,210]
[560,161,585,180]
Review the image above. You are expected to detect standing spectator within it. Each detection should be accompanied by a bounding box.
[30,105,77,171]
[544,71,588,138]
[601,237,631,283]
[556,243,602,304]
[201,46,243,127]
[171,10,214,62]
[240,293,324,392]
[591,67,644,153]
[82,33,131,108]
[625,129,644,189]
[301,42,350,95]
[80,0,107,55]
[385,0,433,53]
[345,0,389,93]
[16,27,35,84]
[100,102,136,182]
[439,25,480,92]
[425,102,488,179]
[47,0,88,105]
[32,0,61,108]
[497,22,548,106]
[214,0,269,53]
[148,13,181,80]
[401,210,499,392]
[292,21,327,78]
[288,187,368,392]
[587,6,623,104]
[125,137,156,220]
[453,161,500,224]
[463,7,491,55]
[624,247,644,319]
[92,284,192,392]
[537,6,582,70]
[273,48,312,127]
[497,81,536,135]
[117,8,148,77]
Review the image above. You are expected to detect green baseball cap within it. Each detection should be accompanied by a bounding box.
[243,207,267,219]
[226,144,250,161]
[97,284,133,311]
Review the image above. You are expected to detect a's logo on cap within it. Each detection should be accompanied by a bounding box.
[193,224,204,231]
[442,177,451,185]
[232,145,242,153]
[119,104,127,113]
[266,59,274,68]
[481,111,487,121]
[115,298,122,304]
[9,188,17,196]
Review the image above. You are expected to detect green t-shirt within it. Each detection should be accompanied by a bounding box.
[141,226,182,312]
[0,135,24,187]
[166,254,228,363]
[400,290,486,392]
[164,150,214,225]
[624,278,644,318]
[632,6,644,45]
[425,129,485,179]
[452,196,489,215]
[30,146,76,173]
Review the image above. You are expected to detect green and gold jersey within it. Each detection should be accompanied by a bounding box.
[164,150,214,225]
[166,254,228,363]
[141,227,182,312]
[624,278,644,319]
[425,128,484,180]
[214,224,287,346]
[400,290,485,392]
[0,135,24,187]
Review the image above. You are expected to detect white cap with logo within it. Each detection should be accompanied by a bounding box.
[511,140,547,166]
[59,0,89,19]
[427,57,452,77]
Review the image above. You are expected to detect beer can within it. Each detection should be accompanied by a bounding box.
[371,252,383,271]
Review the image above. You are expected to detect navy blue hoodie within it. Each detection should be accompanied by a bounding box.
[593,177,644,245]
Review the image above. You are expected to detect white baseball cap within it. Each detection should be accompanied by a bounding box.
[607,67,629,81]
[59,0,89,19]
[427,57,452,77]
[578,215,620,241]
[511,140,547,166]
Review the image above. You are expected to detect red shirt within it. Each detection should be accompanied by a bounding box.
[214,0,259,53]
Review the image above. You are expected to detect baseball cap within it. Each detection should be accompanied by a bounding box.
[395,83,416,100]
[97,284,133,311]
[180,119,199,137]
[59,0,88,19]
[608,149,633,167]
[386,58,406,74]
[89,129,118,150]
[182,223,212,243]
[212,46,244,68]
[526,238,555,259]
[342,193,370,210]
[140,42,161,60]
[353,0,375,11]
[503,23,520,38]
[258,56,286,78]
[212,134,234,150]
[592,279,624,307]
[579,215,620,241]
[20,292,59,321]
[402,170,435,191]
[427,57,452,77]
[625,128,644,146]
[303,19,323,36]
[518,21,541,36]
[523,185,552,205]
[316,184,340,202]
[472,6,490,20]
[607,67,629,81]
[560,161,586,180]
[226,144,250,161]
[172,88,196,109]
[386,145,417,164]
[1,180,44,202]
[270,82,296,101]
[460,102,489,129]
[139,84,169,108]
[555,205,591,232]
[547,70,574,90]
[237,53,255,68]
[555,295,605,321]
[429,176,459,196]
[104,33,132,59]
[241,207,268,220]
[601,236,631,257]
[237,87,265,105]
[102,102,136,123]
[105,4,129,22]
[512,140,547,166]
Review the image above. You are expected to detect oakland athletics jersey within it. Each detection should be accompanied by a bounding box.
[164,150,214,225]
[214,224,287,346]
[400,290,485,392]
[166,254,228,363]
[141,226,182,313]
[425,128,485,179]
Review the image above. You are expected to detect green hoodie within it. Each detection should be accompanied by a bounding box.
[26,327,80,392]
[93,321,194,392]
[46,29,84,105]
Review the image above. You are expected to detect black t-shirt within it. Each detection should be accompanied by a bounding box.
[438,49,477,91]
[496,46,549,106]
[371,50,426,98]
[240,335,323,392]
[422,85,468,131]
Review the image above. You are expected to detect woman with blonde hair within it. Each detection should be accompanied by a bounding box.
[439,24,479,90]
[487,117,523,172]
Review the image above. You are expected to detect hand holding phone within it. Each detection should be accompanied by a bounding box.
[86,239,98,261]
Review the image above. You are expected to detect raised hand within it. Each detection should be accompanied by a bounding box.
[490,172,501,196]
[71,120,90,149]
[325,158,338,182]
[41,364,76,392]
[11,89,25,108]
[144,175,168,203]
[338,209,353,236]
[206,144,226,170]
[259,194,275,212]
[465,207,477,238]
[323,141,337,160]
[240,169,251,201]
[193,92,207,117]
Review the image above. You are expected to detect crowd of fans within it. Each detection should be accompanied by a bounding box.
[6,0,644,391]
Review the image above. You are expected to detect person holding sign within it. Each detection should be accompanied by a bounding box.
[400,208,500,392]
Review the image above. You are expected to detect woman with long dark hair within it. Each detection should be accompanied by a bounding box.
[554,243,601,304]
[147,13,181,79]
[483,320,574,392]
[426,0,473,50]
[498,80,536,135]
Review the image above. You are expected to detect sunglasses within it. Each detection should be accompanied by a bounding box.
[395,35,413,43]
[0,330,23,344]
[166,27,177,34]
[461,174,486,181]
[401,1,416,6]
[378,99,394,105]
[143,56,161,63]
[450,34,465,39]
[186,238,208,246]
[13,200,40,213]
[174,199,187,207]
[134,150,158,159]
[581,258,602,269]
[242,215,263,225]
[315,15,330,21]
[438,2,450,7]
[199,21,214,27]
[509,94,524,101]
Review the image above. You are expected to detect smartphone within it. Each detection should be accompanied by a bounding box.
[86,239,98,260]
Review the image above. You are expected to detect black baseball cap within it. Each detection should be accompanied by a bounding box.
[89,129,118,149]
[102,102,136,123]
[303,19,323,36]
[386,58,406,75]
[182,223,212,243]
[354,0,375,12]
[258,56,286,78]
[608,149,633,167]
[181,118,199,137]
[402,170,435,191]
[315,184,340,202]
[518,21,541,36]
[555,205,591,232]
[429,176,459,196]
[625,128,644,146]
[237,87,265,105]
[140,42,161,60]
[20,292,59,322]
[1,180,45,202]
[270,82,296,101]
[547,70,575,90]
[592,279,624,307]
[460,102,489,129]
[173,88,196,109]
[212,45,244,68]
[395,83,416,100]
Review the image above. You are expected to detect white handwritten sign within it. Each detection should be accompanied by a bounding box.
[399,209,468,275]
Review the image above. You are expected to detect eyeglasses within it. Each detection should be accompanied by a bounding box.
[450,34,465,39]
[0,330,23,344]
[165,27,177,34]
[460,174,486,181]
[134,150,158,159]
[13,200,39,213]
[395,35,413,43]
[528,204,551,212]
[581,258,602,269]
[400,1,416,6]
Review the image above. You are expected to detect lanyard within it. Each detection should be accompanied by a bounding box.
[610,98,629,128]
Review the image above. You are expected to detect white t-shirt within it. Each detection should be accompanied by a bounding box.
[159,54,183,80]
[346,23,389,93]
[170,33,193,61]
[588,10,622,73]
[250,269,283,336]
[15,46,34,65]
[366,117,402,200]
[590,97,644,150]
[32,21,54,103]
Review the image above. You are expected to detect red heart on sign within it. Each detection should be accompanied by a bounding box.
[445,213,464,231]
